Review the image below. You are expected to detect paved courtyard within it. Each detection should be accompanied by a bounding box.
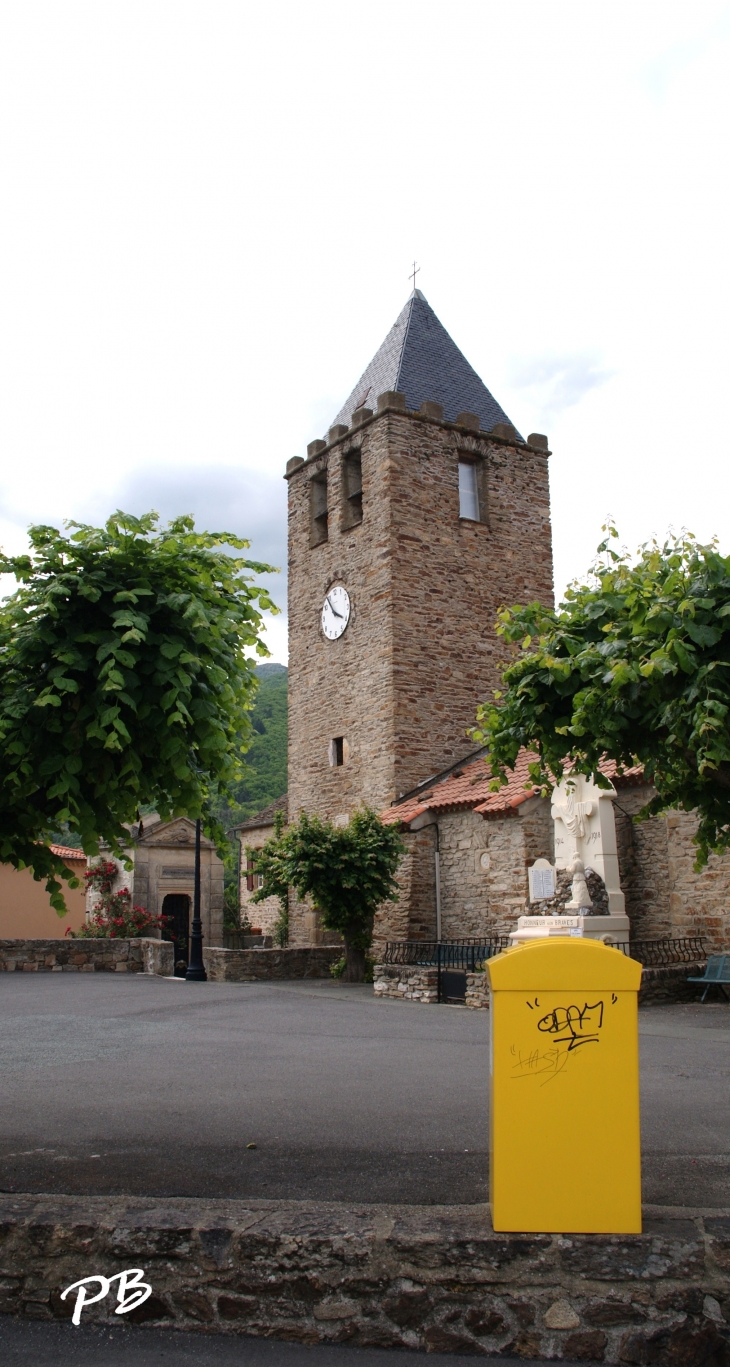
[1,974,728,1209]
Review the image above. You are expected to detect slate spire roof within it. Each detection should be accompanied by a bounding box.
[331,290,521,437]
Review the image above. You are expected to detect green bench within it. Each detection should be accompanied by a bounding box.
[687,954,730,1002]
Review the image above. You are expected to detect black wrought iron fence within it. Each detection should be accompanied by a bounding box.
[382,937,511,971]
[616,937,706,967]
[381,935,707,1003]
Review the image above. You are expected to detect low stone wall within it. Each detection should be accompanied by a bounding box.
[141,939,174,977]
[639,961,708,1006]
[0,937,170,974]
[375,960,711,1009]
[372,963,438,1003]
[373,965,488,1008]
[465,971,489,1009]
[203,946,342,982]
[1,1194,729,1362]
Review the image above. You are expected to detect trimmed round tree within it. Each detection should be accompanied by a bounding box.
[0,511,276,909]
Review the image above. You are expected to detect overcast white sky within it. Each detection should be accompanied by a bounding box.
[1,1,729,662]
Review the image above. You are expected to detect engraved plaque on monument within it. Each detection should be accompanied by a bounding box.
[528,858,555,902]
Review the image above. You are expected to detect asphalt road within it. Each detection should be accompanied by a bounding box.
[0,1319,516,1367]
[1,975,729,1208]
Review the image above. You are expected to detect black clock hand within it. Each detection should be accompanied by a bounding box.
[326,595,343,619]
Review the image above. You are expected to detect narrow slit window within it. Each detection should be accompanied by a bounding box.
[330,736,344,767]
[310,472,328,546]
[342,450,363,529]
[458,460,479,521]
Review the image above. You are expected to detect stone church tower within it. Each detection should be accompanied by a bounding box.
[285,290,554,940]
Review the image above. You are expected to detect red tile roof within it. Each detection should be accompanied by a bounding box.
[383,750,645,828]
[50,843,86,860]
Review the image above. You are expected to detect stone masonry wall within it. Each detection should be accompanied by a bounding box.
[615,785,730,951]
[237,826,283,939]
[2,1193,729,1363]
[0,938,170,974]
[393,787,730,952]
[373,963,438,1003]
[614,786,672,940]
[203,946,341,982]
[374,961,709,1009]
[664,812,730,950]
[372,826,437,956]
[389,799,554,944]
[436,810,493,940]
[286,405,553,944]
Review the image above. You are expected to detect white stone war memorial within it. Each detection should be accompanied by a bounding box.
[239,286,730,987]
[511,774,630,947]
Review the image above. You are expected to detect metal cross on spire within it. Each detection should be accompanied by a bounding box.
[409,260,420,291]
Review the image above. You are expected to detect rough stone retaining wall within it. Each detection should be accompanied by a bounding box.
[465,972,490,1009]
[1,1195,729,1361]
[373,963,438,1003]
[374,961,709,1009]
[372,965,489,1008]
[0,937,172,975]
[203,946,342,981]
[638,962,708,1006]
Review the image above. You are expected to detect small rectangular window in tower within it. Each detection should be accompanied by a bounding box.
[458,459,480,521]
[310,471,328,546]
[329,736,344,767]
[341,450,363,529]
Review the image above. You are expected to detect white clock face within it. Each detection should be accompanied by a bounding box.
[321,586,351,640]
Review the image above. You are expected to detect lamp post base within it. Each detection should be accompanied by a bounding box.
[185,960,207,982]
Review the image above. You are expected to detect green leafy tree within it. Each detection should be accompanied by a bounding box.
[0,512,276,909]
[474,527,730,868]
[251,808,405,979]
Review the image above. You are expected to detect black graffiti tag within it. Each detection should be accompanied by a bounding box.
[536,1000,604,1051]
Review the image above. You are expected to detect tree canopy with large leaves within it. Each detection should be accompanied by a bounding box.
[473,527,730,867]
[0,511,276,907]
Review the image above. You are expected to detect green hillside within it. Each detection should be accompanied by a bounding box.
[220,662,288,828]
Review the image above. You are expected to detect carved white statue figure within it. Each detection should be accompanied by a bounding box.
[552,788,594,840]
[564,853,593,911]
[550,772,625,916]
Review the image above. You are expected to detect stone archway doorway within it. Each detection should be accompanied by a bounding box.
[161,894,190,978]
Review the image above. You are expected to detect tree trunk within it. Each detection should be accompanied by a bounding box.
[342,941,366,982]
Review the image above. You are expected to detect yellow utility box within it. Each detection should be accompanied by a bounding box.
[487,937,642,1234]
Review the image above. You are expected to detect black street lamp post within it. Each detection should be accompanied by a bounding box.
[186,817,207,982]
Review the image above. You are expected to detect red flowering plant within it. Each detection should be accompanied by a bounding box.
[66,859,168,939]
